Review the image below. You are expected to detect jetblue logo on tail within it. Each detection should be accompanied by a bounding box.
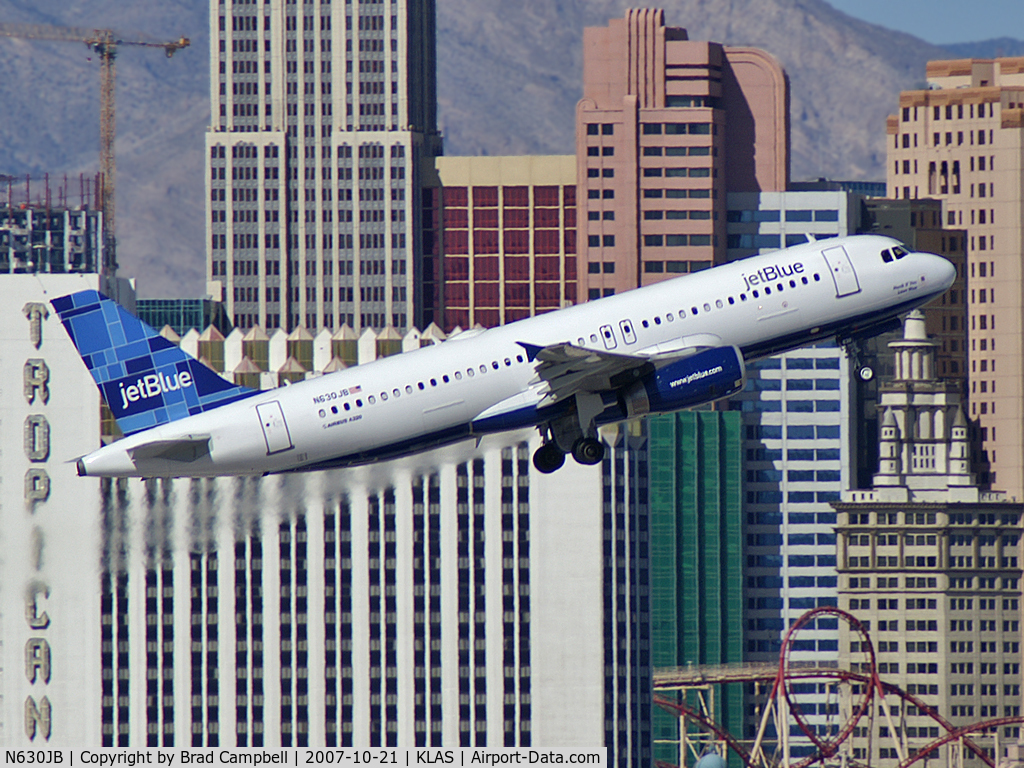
[52,290,257,437]
[118,371,194,412]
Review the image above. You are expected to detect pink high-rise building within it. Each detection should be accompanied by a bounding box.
[577,10,788,299]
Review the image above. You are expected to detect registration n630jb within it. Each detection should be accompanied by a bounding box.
[54,235,955,477]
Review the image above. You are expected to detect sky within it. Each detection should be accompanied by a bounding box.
[823,0,1022,44]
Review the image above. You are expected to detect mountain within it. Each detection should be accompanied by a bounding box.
[0,0,1019,298]
[942,37,1024,59]
[437,0,953,179]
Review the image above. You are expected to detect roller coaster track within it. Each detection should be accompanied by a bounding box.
[653,606,1023,768]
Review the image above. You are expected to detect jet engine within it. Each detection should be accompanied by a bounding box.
[621,346,745,417]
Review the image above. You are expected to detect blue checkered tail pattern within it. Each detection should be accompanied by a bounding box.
[52,290,258,437]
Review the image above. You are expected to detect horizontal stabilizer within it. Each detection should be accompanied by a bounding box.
[129,436,212,464]
[52,290,257,437]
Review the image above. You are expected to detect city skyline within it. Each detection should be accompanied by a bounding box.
[2,1,1024,763]
[1,0,1021,299]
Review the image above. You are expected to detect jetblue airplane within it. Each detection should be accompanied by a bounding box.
[54,235,955,477]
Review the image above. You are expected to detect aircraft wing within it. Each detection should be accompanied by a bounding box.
[518,334,721,406]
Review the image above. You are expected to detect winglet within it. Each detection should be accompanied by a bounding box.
[52,290,257,437]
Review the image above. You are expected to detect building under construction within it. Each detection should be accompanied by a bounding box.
[0,173,107,274]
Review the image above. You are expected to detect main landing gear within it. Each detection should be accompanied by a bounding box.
[532,442,565,474]
[532,396,607,473]
[571,437,605,465]
[532,436,606,474]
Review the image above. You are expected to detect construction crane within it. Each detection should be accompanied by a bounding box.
[0,23,190,273]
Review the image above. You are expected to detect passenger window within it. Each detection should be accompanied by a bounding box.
[764,287,771,295]
[356,399,363,407]
[430,378,437,386]
[516,355,524,363]
[418,382,425,390]
[406,385,413,394]
[691,306,699,315]
[590,334,598,343]
[455,371,462,380]
[654,316,662,325]
[715,299,723,308]
[380,392,387,401]
[344,403,351,411]
[393,388,401,397]
[678,309,686,318]
[642,320,649,328]
[728,297,734,305]
[776,283,783,291]
[331,406,338,414]
[814,274,821,281]
[492,361,499,370]
[753,290,760,298]
[442,375,449,383]
[801,277,808,285]
[479,365,487,373]
[740,294,747,301]
[577,337,585,345]
[703,303,711,311]
[667,313,674,321]
[368,395,376,404]
[467,368,474,377]
[504,358,511,366]
[789,280,796,288]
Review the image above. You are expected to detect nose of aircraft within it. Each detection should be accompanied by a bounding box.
[921,252,956,293]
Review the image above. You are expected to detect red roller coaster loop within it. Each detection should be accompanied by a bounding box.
[778,607,876,767]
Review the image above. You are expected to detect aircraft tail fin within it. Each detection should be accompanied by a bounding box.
[51,290,257,437]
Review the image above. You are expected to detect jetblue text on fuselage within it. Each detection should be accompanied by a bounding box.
[669,365,724,389]
[118,371,194,411]
[742,261,805,291]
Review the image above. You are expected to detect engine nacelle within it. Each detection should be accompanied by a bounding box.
[622,346,745,418]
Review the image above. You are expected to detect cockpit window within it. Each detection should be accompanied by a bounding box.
[892,246,908,259]
[881,249,894,263]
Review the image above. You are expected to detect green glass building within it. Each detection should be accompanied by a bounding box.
[136,298,233,337]
[649,410,745,767]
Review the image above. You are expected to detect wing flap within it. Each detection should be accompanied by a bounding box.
[519,337,730,408]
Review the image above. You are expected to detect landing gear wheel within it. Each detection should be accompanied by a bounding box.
[532,442,566,474]
[571,437,605,466]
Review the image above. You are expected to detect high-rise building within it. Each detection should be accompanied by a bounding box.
[206,0,442,334]
[834,312,1024,767]
[886,56,1024,494]
[649,410,744,766]
[723,191,857,753]
[429,156,578,330]
[725,190,859,260]
[576,9,788,299]
[1,201,106,276]
[0,193,136,743]
[860,197,968,391]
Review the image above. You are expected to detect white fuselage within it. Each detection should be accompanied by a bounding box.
[77,235,955,477]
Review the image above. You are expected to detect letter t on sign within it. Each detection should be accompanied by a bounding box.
[23,303,48,349]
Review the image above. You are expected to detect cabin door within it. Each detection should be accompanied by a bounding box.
[256,401,294,454]
[821,246,862,297]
